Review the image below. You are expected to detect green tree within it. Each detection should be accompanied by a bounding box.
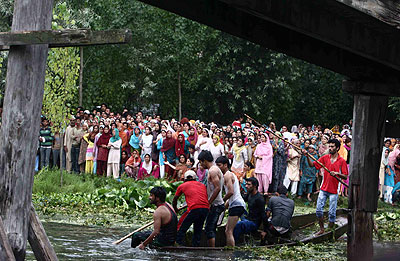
[42,2,80,184]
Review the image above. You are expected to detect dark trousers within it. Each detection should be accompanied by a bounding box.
[177,208,208,247]
[97,160,107,176]
[271,168,286,192]
[71,145,80,173]
[40,147,51,169]
[131,230,172,248]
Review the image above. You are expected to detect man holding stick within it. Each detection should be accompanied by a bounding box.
[302,139,348,235]
[131,186,177,249]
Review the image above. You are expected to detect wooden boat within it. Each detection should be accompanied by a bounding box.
[160,208,348,251]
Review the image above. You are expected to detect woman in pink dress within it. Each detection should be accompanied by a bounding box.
[254,133,273,195]
[137,154,160,179]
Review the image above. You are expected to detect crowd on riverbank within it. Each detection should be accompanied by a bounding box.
[36,104,400,205]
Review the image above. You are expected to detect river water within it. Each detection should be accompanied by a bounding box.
[25,222,248,261]
[25,222,400,260]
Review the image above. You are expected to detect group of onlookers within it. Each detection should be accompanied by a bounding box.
[35,104,399,205]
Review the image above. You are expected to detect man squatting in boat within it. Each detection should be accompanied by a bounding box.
[302,138,348,235]
[261,184,295,244]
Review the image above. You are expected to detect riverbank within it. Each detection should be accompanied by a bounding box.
[32,169,400,260]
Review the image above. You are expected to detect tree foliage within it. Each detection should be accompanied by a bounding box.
[42,2,80,132]
[7,0,400,127]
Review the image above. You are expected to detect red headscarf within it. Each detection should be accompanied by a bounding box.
[187,126,198,146]
[175,134,186,157]
[161,130,176,152]
[97,131,112,146]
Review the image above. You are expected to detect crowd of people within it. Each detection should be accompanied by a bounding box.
[26,103,400,248]
[35,104,399,206]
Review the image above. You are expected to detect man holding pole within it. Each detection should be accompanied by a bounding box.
[131,186,178,249]
[302,139,348,235]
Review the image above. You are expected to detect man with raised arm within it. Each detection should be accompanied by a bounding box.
[302,139,348,235]
[131,187,177,249]
[198,150,225,247]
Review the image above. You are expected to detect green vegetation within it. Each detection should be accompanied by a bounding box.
[34,169,399,242]
[241,242,347,261]
[33,169,182,227]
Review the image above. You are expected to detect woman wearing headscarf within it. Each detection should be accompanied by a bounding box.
[129,126,142,154]
[318,135,330,156]
[118,124,129,156]
[137,154,160,179]
[96,126,111,176]
[125,149,141,179]
[156,130,166,178]
[195,128,212,154]
[151,122,161,162]
[187,126,198,146]
[283,139,301,196]
[254,133,273,195]
[107,128,122,179]
[379,148,390,199]
[271,131,288,193]
[93,126,103,174]
[230,137,248,180]
[175,133,189,159]
[161,130,176,179]
[210,134,225,163]
[140,126,154,160]
[246,136,257,165]
[386,144,400,203]
[83,131,96,174]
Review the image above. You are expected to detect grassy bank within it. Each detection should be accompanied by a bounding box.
[33,169,400,242]
[33,169,182,227]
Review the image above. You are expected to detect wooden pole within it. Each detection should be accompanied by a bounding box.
[244,113,349,188]
[0,29,132,50]
[347,93,388,261]
[79,47,83,107]
[113,205,186,245]
[0,0,54,259]
[112,221,154,245]
[28,205,58,261]
[0,216,16,261]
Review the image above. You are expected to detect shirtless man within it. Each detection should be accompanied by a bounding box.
[216,156,246,247]
[198,150,225,247]
[131,187,177,249]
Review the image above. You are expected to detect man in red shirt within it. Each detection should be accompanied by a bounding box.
[303,139,348,235]
[173,170,209,246]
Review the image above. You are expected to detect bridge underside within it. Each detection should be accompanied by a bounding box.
[138,0,400,95]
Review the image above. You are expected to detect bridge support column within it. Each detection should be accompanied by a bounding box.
[345,81,388,261]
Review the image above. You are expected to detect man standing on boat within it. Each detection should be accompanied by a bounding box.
[198,150,225,247]
[233,177,266,243]
[216,156,246,247]
[173,170,209,247]
[132,186,178,249]
[302,139,348,235]
[261,184,294,244]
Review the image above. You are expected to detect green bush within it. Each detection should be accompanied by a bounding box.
[33,169,183,210]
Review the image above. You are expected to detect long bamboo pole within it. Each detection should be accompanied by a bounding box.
[244,114,349,188]
[112,205,186,245]
[112,221,154,245]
